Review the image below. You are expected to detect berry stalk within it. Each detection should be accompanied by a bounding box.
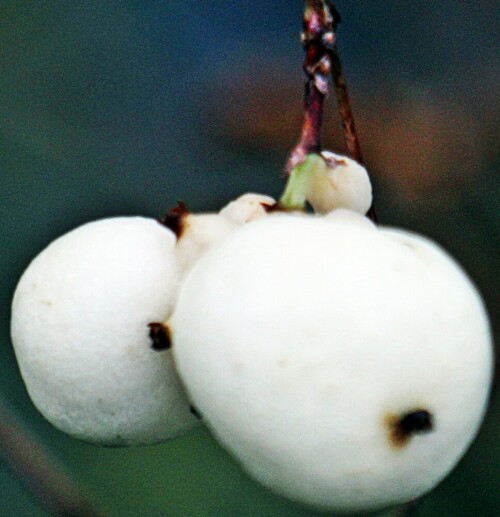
[324,3,363,165]
[284,0,334,175]
[325,5,377,221]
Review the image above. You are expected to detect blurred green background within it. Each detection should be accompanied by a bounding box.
[1,1,498,515]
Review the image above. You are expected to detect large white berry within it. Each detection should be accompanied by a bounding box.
[306,151,372,214]
[11,217,198,446]
[171,210,493,512]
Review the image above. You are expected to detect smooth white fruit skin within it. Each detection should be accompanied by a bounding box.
[175,213,238,276]
[306,151,372,215]
[219,193,276,225]
[172,212,493,512]
[11,217,199,446]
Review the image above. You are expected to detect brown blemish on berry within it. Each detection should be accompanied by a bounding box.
[385,409,434,450]
[190,405,202,420]
[320,152,348,169]
[159,201,189,238]
[148,322,172,351]
[265,202,294,213]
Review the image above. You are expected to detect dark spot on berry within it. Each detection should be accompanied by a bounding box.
[385,409,434,449]
[261,201,278,213]
[159,201,189,238]
[265,202,289,213]
[399,410,433,434]
[148,322,172,351]
[190,405,202,420]
[321,153,347,168]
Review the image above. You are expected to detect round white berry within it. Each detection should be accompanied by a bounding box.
[171,212,492,512]
[219,193,276,224]
[306,151,372,214]
[174,213,238,276]
[11,217,198,446]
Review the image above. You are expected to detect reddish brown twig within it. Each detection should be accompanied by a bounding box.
[328,41,362,164]
[0,399,106,517]
[284,0,335,175]
[326,2,377,220]
[285,1,377,221]
[301,0,363,166]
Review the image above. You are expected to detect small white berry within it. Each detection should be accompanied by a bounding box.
[166,196,275,278]
[306,151,373,214]
[173,212,238,276]
[219,193,276,224]
[11,217,199,446]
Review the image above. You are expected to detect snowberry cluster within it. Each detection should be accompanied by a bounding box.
[10,154,493,512]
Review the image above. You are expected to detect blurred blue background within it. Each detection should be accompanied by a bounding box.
[1,1,498,515]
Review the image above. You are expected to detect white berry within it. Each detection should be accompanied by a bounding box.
[174,213,238,276]
[172,195,275,277]
[306,151,373,214]
[219,193,276,224]
[11,217,198,446]
[171,211,492,512]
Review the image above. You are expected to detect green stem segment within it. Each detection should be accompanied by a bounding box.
[279,153,324,210]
